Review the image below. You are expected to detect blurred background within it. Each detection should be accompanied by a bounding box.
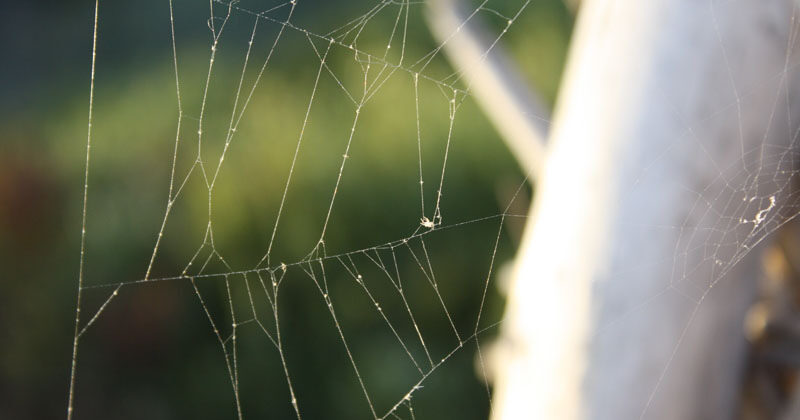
[0,1,572,419]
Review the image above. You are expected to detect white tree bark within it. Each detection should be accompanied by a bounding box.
[490,1,800,419]
[426,0,549,176]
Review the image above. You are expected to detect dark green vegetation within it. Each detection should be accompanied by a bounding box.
[0,1,571,419]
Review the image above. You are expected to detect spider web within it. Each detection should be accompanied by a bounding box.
[66,1,538,419]
[64,0,800,419]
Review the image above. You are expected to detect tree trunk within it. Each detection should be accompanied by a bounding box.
[490,1,800,419]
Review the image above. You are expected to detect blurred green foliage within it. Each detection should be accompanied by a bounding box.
[0,1,571,419]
